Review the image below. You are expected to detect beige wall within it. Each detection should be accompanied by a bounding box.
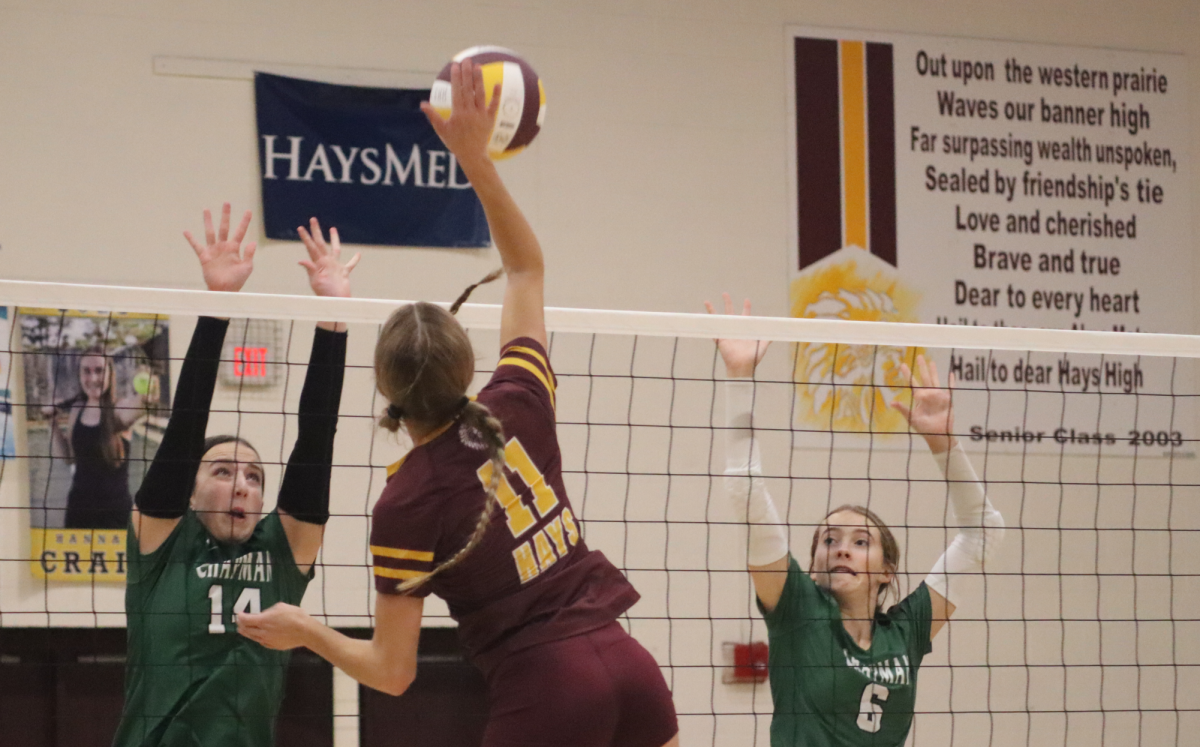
[1,1,1199,745]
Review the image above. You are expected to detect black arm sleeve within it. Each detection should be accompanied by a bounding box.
[277,326,347,525]
[135,316,229,519]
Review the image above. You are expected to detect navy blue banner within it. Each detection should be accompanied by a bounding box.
[255,73,490,248]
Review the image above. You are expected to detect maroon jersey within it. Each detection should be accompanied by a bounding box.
[371,338,639,672]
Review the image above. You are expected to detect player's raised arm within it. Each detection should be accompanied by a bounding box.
[705,294,790,611]
[421,59,546,349]
[133,204,255,553]
[278,217,358,573]
[238,592,423,698]
[891,355,1006,639]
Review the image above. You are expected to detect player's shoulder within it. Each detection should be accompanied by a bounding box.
[762,556,834,626]
[250,509,289,546]
[380,449,438,504]
[375,445,463,526]
[884,582,933,624]
[486,337,558,411]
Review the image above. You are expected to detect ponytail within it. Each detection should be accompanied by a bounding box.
[449,267,504,315]
[395,399,506,593]
[377,267,504,434]
[378,267,510,592]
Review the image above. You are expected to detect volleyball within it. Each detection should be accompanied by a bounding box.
[429,46,546,160]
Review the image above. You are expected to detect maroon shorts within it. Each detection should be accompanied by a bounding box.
[481,621,679,747]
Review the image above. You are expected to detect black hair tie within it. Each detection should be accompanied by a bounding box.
[458,396,470,410]
[386,404,404,420]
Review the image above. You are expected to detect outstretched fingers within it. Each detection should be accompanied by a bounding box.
[892,359,920,425]
[472,61,486,112]
[309,217,329,253]
[218,202,232,243]
[916,355,934,389]
[451,60,467,114]
[927,357,942,389]
[420,101,448,136]
[203,208,216,247]
[231,209,253,246]
[183,230,205,258]
[297,224,323,263]
[488,83,501,119]
[327,224,341,259]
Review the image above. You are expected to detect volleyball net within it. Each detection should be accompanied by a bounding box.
[0,279,1197,746]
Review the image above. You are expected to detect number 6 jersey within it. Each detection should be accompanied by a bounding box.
[759,557,935,747]
[370,338,640,674]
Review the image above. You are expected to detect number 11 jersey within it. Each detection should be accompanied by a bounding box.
[370,338,639,674]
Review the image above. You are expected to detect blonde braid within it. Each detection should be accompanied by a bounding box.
[449,267,504,315]
[395,400,507,593]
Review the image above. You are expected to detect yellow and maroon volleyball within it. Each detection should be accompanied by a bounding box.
[429,46,546,160]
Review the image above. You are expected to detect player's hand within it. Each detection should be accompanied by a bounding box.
[298,217,360,298]
[704,293,771,378]
[891,354,956,453]
[419,59,499,169]
[237,602,312,651]
[184,203,257,293]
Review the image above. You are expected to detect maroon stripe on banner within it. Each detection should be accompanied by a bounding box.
[866,42,897,267]
[507,62,542,149]
[794,37,842,271]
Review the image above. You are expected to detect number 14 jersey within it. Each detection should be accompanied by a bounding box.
[115,511,311,747]
[370,338,639,674]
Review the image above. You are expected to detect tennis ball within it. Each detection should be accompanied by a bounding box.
[133,371,151,396]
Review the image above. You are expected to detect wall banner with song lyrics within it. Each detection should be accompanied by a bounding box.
[255,72,491,248]
[787,27,1191,454]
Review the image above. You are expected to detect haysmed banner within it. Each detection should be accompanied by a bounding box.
[255,72,490,248]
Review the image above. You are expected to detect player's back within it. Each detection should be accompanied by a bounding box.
[371,338,639,672]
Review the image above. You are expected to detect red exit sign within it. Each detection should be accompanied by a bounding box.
[233,347,269,378]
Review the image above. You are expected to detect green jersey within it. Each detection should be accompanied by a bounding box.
[113,510,312,747]
[758,556,933,747]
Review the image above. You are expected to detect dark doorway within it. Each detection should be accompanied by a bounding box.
[359,628,489,747]
[0,628,332,747]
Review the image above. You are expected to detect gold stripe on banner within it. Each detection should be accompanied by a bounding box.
[30,528,128,582]
[839,40,868,251]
